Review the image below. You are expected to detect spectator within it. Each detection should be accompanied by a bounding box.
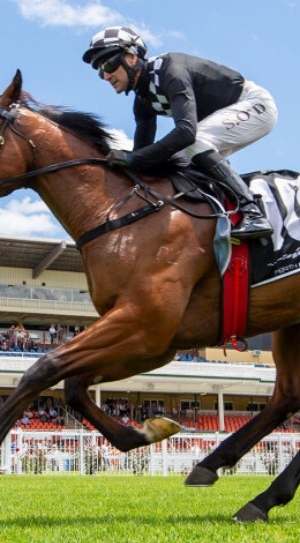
[16,322,27,350]
[54,415,65,426]
[49,324,56,345]
[21,412,30,425]
[38,405,50,423]
[121,413,130,425]
[8,324,17,349]
[23,408,33,420]
[48,406,58,419]
[57,325,66,344]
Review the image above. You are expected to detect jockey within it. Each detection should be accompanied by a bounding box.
[83,26,278,240]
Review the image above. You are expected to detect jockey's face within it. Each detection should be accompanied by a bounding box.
[101,53,139,94]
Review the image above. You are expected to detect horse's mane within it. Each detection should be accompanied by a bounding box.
[18,91,187,174]
[19,91,113,155]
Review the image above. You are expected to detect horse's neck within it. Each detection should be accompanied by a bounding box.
[29,130,126,241]
[36,166,109,242]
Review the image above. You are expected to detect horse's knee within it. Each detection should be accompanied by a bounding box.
[271,387,300,416]
[64,377,85,408]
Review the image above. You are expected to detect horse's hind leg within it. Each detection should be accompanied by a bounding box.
[64,376,180,452]
[186,324,300,520]
[233,448,300,522]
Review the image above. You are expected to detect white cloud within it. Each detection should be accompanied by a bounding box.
[0,196,63,237]
[10,0,162,46]
[11,0,119,27]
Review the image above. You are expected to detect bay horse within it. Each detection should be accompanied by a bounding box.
[1,70,300,522]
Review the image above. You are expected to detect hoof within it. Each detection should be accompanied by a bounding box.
[232,502,268,522]
[185,465,218,487]
[142,417,181,444]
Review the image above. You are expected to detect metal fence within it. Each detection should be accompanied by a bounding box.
[1,429,299,477]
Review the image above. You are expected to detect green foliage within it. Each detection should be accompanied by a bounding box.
[0,475,299,542]
[21,450,47,475]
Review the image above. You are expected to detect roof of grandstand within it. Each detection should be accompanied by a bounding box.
[0,235,83,273]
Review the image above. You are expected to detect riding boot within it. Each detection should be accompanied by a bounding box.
[192,151,273,240]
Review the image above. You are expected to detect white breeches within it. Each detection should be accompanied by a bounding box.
[184,80,278,159]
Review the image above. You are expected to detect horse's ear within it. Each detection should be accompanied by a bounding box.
[0,69,22,108]
[13,69,23,97]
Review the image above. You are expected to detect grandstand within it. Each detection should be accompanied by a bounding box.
[0,234,297,434]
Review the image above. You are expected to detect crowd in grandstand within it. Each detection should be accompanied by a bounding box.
[0,322,87,352]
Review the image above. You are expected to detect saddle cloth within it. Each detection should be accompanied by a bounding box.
[173,168,300,287]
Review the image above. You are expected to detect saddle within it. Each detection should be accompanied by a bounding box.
[170,167,226,203]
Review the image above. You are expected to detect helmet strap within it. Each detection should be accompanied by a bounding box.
[120,57,142,95]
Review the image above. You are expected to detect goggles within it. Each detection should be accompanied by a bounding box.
[98,53,124,79]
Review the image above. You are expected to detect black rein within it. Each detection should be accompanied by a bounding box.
[0,105,228,251]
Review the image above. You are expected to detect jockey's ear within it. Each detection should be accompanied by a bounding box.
[124,53,139,68]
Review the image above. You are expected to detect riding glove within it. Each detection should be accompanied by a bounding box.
[107,150,133,168]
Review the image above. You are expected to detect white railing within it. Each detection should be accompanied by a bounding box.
[1,429,299,476]
[0,296,97,316]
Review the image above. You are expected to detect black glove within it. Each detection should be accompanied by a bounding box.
[107,150,133,168]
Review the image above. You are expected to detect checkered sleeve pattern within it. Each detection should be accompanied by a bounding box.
[147,57,172,116]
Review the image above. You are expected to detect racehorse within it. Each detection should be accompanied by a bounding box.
[1,70,300,522]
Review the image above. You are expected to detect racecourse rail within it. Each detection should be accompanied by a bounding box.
[0,429,297,477]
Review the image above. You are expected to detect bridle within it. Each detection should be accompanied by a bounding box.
[0,103,110,188]
[0,104,36,149]
[0,103,236,250]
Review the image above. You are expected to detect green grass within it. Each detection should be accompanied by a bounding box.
[0,475,299,542]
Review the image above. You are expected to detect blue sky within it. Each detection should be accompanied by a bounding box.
[0,0,299,239]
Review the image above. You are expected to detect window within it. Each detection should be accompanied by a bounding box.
[247,402,266,412]
[143,399,165,416]
[214,401,234,411]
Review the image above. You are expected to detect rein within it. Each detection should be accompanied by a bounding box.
[0,156,109,187]
[0,104,232,251]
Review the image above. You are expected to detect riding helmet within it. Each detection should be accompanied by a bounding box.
[82,26,148,69]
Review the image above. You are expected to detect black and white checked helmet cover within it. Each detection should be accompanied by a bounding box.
[83,26,148,66]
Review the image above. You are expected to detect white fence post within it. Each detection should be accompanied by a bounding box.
[149,443,155,476]
[162,439,168,477]
[0,429,12,474]
[79,429,85,475]
[15,428,23,474]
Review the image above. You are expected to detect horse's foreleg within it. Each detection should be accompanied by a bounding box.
[185,401,290,487]
[0,355,59,442]
[0,306,182,447]
[64,376,180,452]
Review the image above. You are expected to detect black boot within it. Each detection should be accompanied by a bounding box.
[192,151,273,240]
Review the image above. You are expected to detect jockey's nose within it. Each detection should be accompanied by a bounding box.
[103,71,112,81]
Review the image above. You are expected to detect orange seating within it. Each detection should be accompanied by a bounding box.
[15,418,66,431]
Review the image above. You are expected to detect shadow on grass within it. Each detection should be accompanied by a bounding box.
[0,512,243,528]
